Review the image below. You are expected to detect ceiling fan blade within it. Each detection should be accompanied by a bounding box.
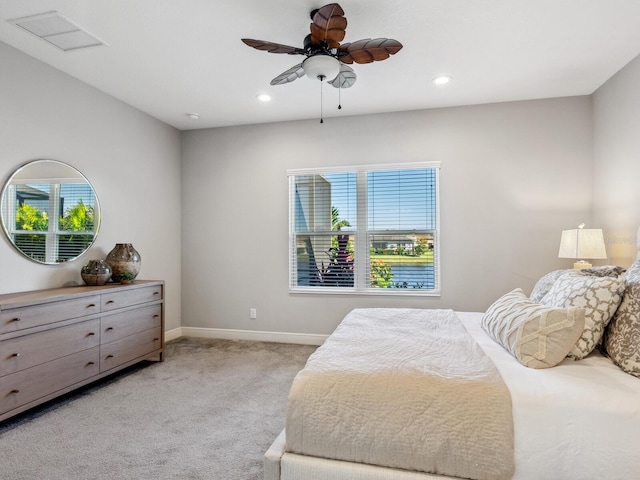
[241,38,305,55]
[309,3,347,49]
[338,38,403,64]
[270,63,305,85]
[329,64,356,89]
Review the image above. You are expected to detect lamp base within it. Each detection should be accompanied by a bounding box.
[573,260,592,269]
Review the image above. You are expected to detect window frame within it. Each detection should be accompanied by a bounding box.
[288,162,440,296]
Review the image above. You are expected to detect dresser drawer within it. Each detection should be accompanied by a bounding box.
[100,328,162,372]
[0,347,100,415]
[101,285,162,312]
[101,305,162,344]
[0,295,101,334]
[0,319,100,377]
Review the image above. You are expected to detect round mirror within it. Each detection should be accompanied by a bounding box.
[0,160,101,264]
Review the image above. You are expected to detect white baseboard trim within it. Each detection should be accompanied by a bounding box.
[165,327,327,346]
[164,327,182,342]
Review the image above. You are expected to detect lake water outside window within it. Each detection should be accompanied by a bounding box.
[289,163,440,295]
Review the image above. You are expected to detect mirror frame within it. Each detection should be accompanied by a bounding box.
[0,159,101,265]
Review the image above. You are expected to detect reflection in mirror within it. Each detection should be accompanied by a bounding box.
[0,160,101,264]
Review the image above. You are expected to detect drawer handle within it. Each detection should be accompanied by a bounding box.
[105,327,114,331]
[10,389,19,395]
[153,337,160,342]
[106,354,114,359]
[153,291,160,296]
[106,300,115,304]
[86,332,96,337]
[9,317,21,323]
[87,303,96,308]
[11,353,20,358]
[153,314,160,318]
[87,361,95,366]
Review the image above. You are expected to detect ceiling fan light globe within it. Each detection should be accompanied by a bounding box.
[302,55,340,82]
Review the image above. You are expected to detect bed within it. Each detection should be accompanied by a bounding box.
[265,229,640,480]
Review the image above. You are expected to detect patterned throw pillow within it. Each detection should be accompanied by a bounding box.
[579,265,626,278]
[604,284,640,377]
[541,273,625,359]
[530,269,572,303]
[530,266,624,303]
[482,289,585,368]
[625,259,640,284]
[604,258,640,377]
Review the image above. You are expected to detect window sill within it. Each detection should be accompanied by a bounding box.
[289,287,441,297]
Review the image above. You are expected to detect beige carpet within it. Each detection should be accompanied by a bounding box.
[0,337,316,480]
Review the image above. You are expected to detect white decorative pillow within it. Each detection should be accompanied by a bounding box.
[541,273,625,359]
[482,289,585,369]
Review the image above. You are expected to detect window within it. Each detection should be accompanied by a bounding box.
[289,162,440,295]
[2,181,98,263]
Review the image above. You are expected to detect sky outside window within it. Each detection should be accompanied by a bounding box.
[325,169,436,231]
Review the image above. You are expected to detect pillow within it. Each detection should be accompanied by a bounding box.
[604,284,640,377]
[579,265,626,278]
[481,289,585,368]
[530,269,571,303]
[624,258,640,284]
[530,266,624,303]
[604,258,640,377]
[541,273,625,359]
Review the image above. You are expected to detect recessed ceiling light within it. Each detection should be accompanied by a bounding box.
[432,75,453,85]
[256,94,272,102]
[186,113,200,120]
[8,11,108,51]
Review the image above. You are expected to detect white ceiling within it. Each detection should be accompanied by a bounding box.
[1,0,640,131]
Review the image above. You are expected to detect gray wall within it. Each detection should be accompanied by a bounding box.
[9,33,636,339]
[181,96,593,336]
[0,41,183,331]
[593,53,640,266]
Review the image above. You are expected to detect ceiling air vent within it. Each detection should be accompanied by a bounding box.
[8,11,108,52]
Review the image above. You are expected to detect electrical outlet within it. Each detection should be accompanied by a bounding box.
[250,308,257,319]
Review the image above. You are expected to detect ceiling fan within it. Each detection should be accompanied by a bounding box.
[241,3,403,90]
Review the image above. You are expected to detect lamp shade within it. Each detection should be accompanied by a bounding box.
[558,228,607,260]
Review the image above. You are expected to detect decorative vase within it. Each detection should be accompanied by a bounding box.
[81,259,112,286]
[105,243,141,283]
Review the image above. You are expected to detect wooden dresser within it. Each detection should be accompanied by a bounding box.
[0,280,164,422]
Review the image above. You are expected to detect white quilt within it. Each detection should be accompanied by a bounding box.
[285,308,514,480]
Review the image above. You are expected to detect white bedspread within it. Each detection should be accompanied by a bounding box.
[285,308,514,480]
[276,311,640,480]
[459,311,640,479]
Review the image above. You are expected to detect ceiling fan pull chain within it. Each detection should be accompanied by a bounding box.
[338,81,342,110]
[319,75,325,123]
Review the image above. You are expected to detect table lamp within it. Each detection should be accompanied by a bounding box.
[558,223,607,268]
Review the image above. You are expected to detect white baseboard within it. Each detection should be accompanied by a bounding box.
[164,327,327,346]
[164,327,182,342]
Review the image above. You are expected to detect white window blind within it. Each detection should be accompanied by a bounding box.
[289,163,440,295]
[5,181,97,263]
